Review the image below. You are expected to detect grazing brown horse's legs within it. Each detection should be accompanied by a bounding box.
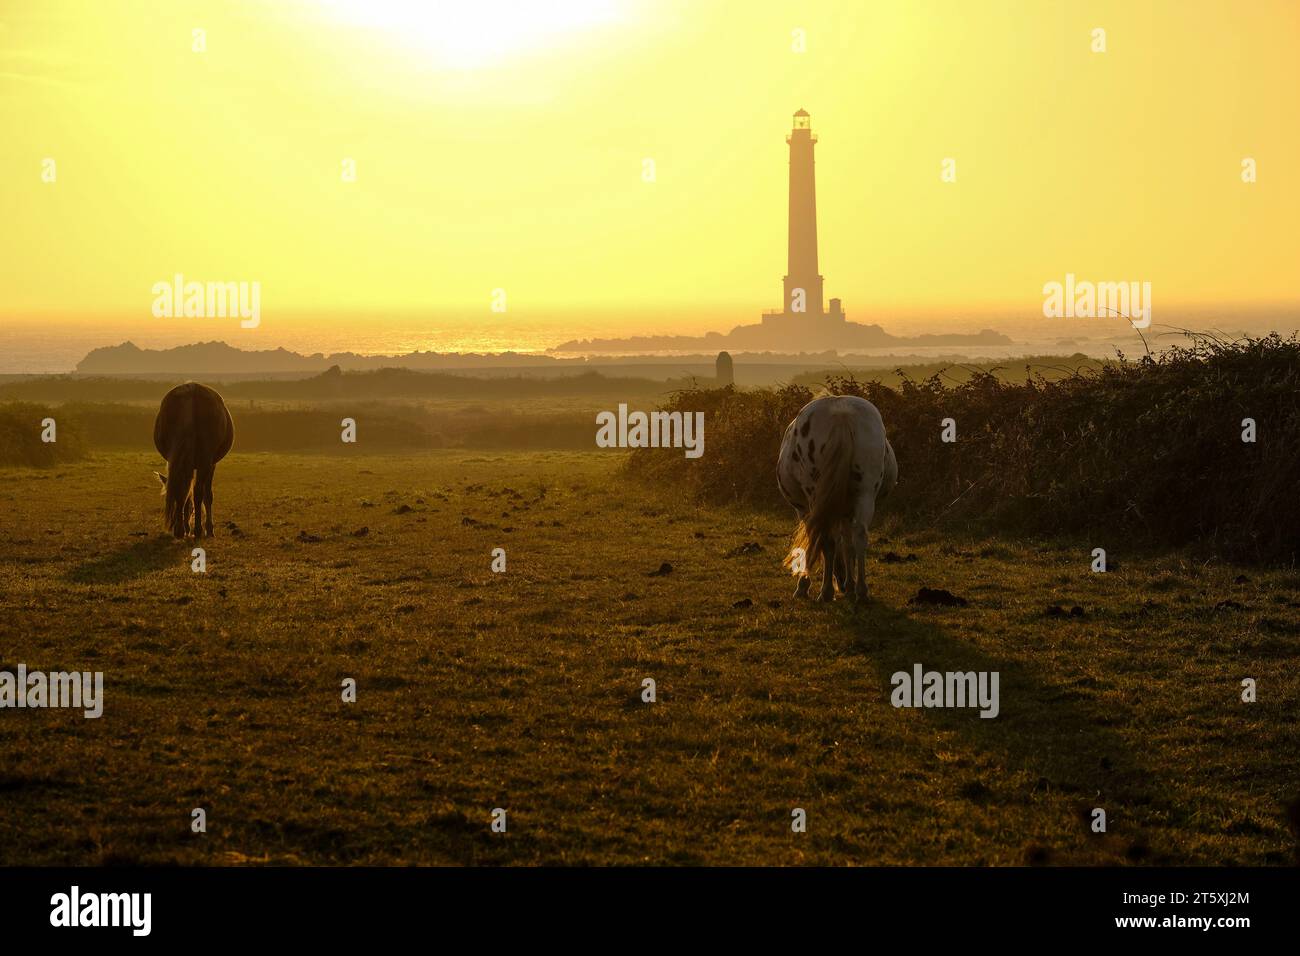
[166,461,192,539]
[199,463,216,537]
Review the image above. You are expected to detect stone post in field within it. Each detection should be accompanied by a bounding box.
[716,351,734,387]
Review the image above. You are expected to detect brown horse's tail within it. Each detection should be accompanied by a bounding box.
[163,438,195,536]
[791,413,854,572]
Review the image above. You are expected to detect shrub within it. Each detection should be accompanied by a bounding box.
[0,403,89,467]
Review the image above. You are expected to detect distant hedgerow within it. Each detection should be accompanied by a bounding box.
[0,403,89,467]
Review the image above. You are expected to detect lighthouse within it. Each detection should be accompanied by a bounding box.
[762,109,845,328]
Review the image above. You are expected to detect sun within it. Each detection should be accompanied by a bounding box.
[318,0,628,69]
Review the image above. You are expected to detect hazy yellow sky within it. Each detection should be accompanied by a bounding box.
[2,0,1297,344]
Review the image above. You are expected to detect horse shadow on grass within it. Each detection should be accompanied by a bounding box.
[830,600,1186,861]
[66,536,179,585]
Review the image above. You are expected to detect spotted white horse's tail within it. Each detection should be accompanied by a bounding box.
[788,412,855,573]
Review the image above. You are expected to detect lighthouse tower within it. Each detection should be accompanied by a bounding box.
[785,108,823,315]
[762,109,844,328]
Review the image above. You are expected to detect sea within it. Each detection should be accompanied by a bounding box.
[1,306,1294,375]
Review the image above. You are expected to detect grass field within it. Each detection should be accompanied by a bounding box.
[1,450,1297,865]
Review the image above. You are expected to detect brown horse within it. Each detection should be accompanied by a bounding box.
[153,382,234,538]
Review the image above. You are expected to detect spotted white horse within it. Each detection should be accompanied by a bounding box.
[777,395,897,601]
